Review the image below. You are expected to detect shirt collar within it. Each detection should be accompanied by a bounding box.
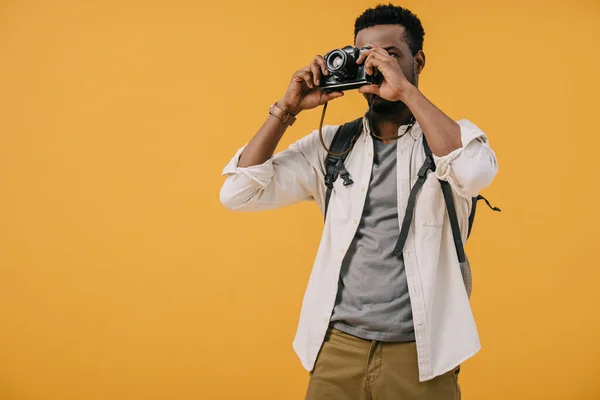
[361,111,422,141]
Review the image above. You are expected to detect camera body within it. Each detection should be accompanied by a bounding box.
[320,45,382,92]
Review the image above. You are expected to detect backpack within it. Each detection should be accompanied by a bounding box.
[323,118,500,297]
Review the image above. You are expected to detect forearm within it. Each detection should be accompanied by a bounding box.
[237,113,291,168]
[220,111,323,212]
[402,85,462,157]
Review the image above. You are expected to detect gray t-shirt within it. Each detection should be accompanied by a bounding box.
[329,138,415,342]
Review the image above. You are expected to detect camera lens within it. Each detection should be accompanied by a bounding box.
[326,50,347,73]
[332,56,343,68]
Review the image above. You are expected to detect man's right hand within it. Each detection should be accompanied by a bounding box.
[278,56,344,116]
[235,56,344,169]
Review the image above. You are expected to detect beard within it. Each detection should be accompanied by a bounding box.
[366,64,416,116]
[369,96,406,114]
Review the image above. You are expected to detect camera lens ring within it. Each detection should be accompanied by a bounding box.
[326,50,347,72]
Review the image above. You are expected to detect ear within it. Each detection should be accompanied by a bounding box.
[414,50,426,74]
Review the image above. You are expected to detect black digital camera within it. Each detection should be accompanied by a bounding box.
[320,45,382,92]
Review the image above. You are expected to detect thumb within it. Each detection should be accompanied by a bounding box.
[325,91,344,101]
[358,85,380,95]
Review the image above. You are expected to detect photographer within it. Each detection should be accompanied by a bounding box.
[220,4,498,399]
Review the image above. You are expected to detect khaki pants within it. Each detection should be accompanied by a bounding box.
[305,327,461,400]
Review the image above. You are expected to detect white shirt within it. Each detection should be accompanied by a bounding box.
[220,114,498,382]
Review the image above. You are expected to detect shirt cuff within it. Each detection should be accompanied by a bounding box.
[432,119,487,181]
[221,144,275,190]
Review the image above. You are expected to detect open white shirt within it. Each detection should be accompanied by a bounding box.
[220,115,498,381]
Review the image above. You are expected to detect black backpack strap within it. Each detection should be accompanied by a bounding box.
[392,136,466,263]
[427,139,503,263]
[323,118,363,221]
[467,196,477,239]
[392,140,436,257]
[468,195,501,239]
[419,137,467,263]
[439,178,467,263]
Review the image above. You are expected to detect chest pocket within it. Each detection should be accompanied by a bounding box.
[418,175,447,227]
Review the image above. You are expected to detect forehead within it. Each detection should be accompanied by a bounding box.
[355,25,409,51]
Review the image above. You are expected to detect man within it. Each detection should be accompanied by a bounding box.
[220,4,498,399]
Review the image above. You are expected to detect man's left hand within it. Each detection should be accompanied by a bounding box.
[356,44,415,103]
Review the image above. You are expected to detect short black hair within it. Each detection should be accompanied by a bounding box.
[354,4,425,56]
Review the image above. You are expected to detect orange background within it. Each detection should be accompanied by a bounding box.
[1,0,599,399]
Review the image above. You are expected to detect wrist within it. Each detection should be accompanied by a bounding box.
[277,98,301,116]
[269,101,298,126]
[397,82,418,104]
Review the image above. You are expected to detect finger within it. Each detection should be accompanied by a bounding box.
[357,48,375,64]
[309,63,322,86]
[302,70,315,88]
[325,91,344,101]
[370,46,390,56]
[358,85,380,96]
[364,54,382,75]
[318,90,344,106]
[294,70,314,88]
[368,49,393,64]
[364,53,394,75]
[314,55,328,76]
[364,43,384,53]
[363,44,392,60]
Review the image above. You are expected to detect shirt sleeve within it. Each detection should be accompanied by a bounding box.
[433,119,499,199]
[219,126,334,212]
